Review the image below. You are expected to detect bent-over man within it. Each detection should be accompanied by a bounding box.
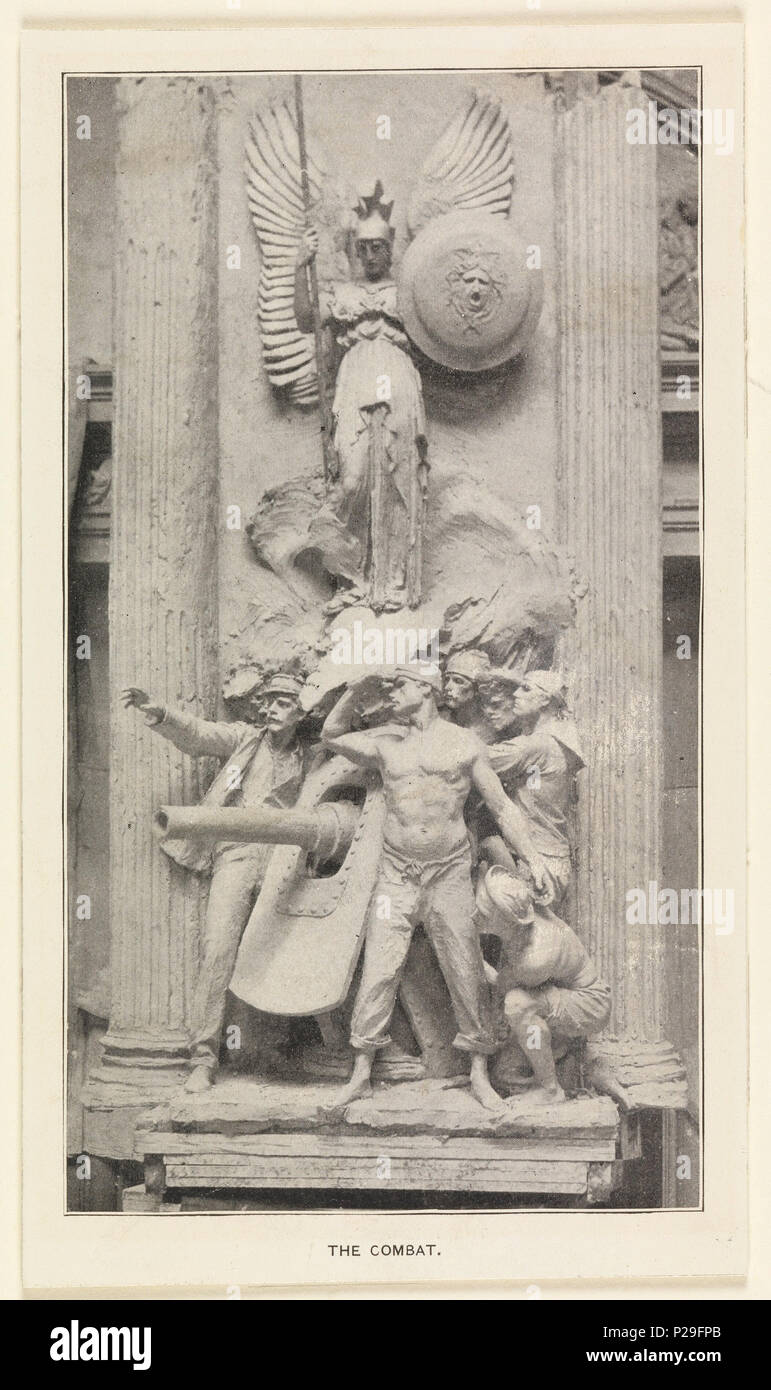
[475,865,611,1105]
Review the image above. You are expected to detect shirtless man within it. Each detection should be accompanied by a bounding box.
[475,865,611,1105]
[442,650,493,742]
[321,662,551,1109]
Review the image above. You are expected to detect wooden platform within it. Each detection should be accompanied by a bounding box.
[130,1077,634,1209]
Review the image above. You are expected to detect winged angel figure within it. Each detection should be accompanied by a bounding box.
[246,90,514,614]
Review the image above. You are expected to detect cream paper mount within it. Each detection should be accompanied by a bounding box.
[17,16,747,1297]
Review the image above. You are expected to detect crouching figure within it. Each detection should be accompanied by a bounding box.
[475,865,611,1105]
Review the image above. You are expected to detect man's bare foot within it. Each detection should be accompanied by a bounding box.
[335,1076,373,1106]
[469,1055,505,1111]
[184,1064,214,1094]
[334,1054,373,1106]
[520,1084,566,1107]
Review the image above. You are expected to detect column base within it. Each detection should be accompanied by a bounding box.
[586,1038,689,1111]
[85,1027,190,1102]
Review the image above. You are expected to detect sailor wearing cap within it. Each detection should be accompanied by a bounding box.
[442,649,494,742]
[122,671,309,1092]
[477,669,585,909]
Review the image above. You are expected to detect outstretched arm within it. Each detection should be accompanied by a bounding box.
[121,688,241,760]
[471,750,551,901]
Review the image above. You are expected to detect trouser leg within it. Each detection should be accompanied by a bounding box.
[349,877,417,1054]
[190,854,263,1071]
[423,863,495,1055]
[503,987,559,1090]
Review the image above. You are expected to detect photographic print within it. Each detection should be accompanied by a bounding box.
[18,18,747,1295]
[65,62,707,1216]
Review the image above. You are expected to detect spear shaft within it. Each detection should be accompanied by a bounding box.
[294,74,335,486]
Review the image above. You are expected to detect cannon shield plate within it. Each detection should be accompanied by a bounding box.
[229,756,385,1015]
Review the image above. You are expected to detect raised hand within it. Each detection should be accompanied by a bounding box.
[296,226,319,267]
[121,687,165,724]
[348,671,391,696]
[527,856,553,906]
[348,671,394,714]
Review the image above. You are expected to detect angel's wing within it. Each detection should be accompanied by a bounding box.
[245,101,326,407]
[407,91,514,240]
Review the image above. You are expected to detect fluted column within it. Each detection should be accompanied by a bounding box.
[554,81,684,1100]
[96,77,219,1089]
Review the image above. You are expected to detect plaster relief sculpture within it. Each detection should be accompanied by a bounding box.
[63,65,706,1223]
[129,88,584,1105]
[399,210,543,371]
[246,89,542,615]
[659,193,699,351]
[294,186,428,613]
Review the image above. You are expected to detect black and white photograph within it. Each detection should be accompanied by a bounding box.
[65,63,707,1216]
[13,10,753,1304]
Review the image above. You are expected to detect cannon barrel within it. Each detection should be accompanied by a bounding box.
[154,800,359,862]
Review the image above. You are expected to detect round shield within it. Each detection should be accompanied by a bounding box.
[398,210,544,371]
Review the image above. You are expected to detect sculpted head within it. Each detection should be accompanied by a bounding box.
[257,673,305,738]
[446,248,504,326]
[388,662,442,722]
[509,670,568,725]
[475,865,536,945]
[443,671,475,712]
[480,668,568,735]
[356,237,392,281]
[478,675,520,736]
[354,181,395,281]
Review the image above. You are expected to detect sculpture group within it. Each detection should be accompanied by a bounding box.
[123,653,611,1112]
[122,86,612,1115]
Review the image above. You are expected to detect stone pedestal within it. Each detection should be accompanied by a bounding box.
[554,80,684,1103]
[92,78,219,1094]
[133,1076,630,1207]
